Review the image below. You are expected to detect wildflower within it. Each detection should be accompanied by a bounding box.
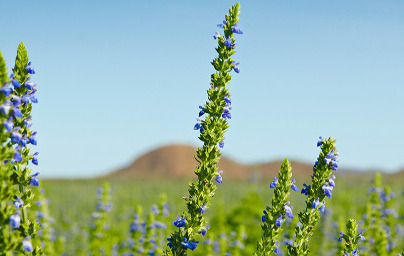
[224,36,235,49]
[274,242,279,254]
[198,106,205,117]
[358,232,365,241]
[181,238,199,250]
[284,202,293,219]
[13,197,24,209]
[322,183,333,199]
[222,106,232,119]
[13,107,23,118]
[172,215,186,228]
[231,23,243,34]
[317,136,323,147]
[219,141,224,148]
[30,172,40,186]
[24,80,35,90]
[232,61,240,73]
[193,118,203,133]
[213,32,221,39]
[275,215,283,227]
[11,127,22,144]
[200,203,207,214]
[338,232,344,242]
[22,236,33,252]
[291,179,299,191]
[215,171,223,183]
[312,197,320,209]
[328,175,336,187]
[32,152,39,165]
[319,201,326,212]
[9,212,21,228]
[270,177,278,188]
[261,210,267,222]
[25,61,35,74]
[217,20,226,28]
[3,119,13,132]
[301,183,310,195]
[11,147,22,163]
[0,100,12,114]
[23,116,32,129]
[0,86,12,97]
[29,132,37,145]
[201,226,210,236]
[11,79,21,88]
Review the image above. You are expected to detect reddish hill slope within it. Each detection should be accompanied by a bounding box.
[110,144,314,180]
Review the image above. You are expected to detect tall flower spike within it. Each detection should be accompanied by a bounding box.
[166,3,242,255]
[287,137,339,256]
[254,159,295,256]
[338,219,364,255]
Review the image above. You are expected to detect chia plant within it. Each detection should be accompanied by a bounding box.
[287,136,339,256]
[35,190,57,255]
[338,219,365,256]
[89,183,113,256]
[129,205,144,254]
[255,159,298,256]
[0,43,42,255]
[165,2,243,255]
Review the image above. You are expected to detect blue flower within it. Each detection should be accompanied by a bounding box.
[213,32,221,39]
[275,215,284,227]
[215,171,223,183]
[358,231,365,241]
[13,107,23,118]
[11,79,21,88]
[291,179,299,191]
[328,175,336,187]
[261,210,267,222]
[338,232,344,242]
[24,79,35,90]
[198,106,205,117]
[201,226,210,236]
[317,136,323,147]
[284,202,293,219]
[11,147,22,163]
[181,238,199,250]
[0,86,12,97]
[270,177,278,188]
[274,242,279,254]
[200,203,207,214]
[231,23,243,34]
[25,62,35,74]
[11,127,22,144]
[172,215,186,228]
[13,197,24,209]
[222,106,232,119]
[3,119,14,132]
[224,36,235,49]
[30,172,40,187]
[22,236,33,252]
[219,141,224,148]
[232,61,240,73]
[312,197,320,209]
[322,183,333,199]
[193,118,203,133]
[9,212,21,228]
[217,20,227,28]
[29,132,37,145]
[319,201,326,212]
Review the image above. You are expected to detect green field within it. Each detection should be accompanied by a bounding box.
[37,173,404,255]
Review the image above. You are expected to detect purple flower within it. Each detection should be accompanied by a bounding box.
[317,136,323,147]
[181,238,199,250]
[198,106,205,117]
[201,226,210,236]
[224,94,231,104]
[284,202,293,219]
[11,127,22,143]
[231,23,243,34]
[301,183,310,195]
[22,236,33,252]
[13,197,24,209]
[224,36,235,49]
[25,62,35,74]
[275,215,284,227]
[13,107,23,118]
[0,86,12,97]
[9,212,21,228]
[11,79,21,88]
[262,210,267,222]
[219,141,224,148]
[319,201,326,212]
[11,147,22,163]
[172,215,186,228]
[270,177,278,188]
[359,231,365,241]
[29,132,37,145]
[217,20,227,28]
[30,172,40,187]
[200,203,207,214]
[3,119,14,132]
[232,61,240,73]
[329,175,336,187]
[322,183,333,199]
[312,197,320,209]
[291,179,299,191]
[222,106,232,119]
[215,171,223,183]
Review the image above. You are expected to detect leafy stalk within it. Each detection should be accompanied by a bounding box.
[338,219,365,256]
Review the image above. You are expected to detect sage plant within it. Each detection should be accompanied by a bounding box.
[287,136,339,256]
[35,190,57,256]
[255,159,297,255]
[0,43,42,255]
[338,219,365,256]
[166,2,242,255]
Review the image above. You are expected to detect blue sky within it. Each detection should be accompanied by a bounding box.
[1,0,403,178]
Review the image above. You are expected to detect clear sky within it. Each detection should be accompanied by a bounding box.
[1,0,403,178]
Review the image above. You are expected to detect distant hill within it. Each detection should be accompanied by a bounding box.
[110,144,315,180]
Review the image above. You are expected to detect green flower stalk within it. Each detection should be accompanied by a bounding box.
[0,43,42,255]
[34,190,56,256]
[129,205,144,254]
[89,183,112,256]
[381,186,398,255]
[255,159,295,256]
[144,212,156,254]
[338,219,365,256]
[166,2,242,255]
[287,137,339,256]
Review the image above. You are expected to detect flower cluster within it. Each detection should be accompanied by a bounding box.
[0,44,42,255]
[166,3,243,255]
[338,219,365,255]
